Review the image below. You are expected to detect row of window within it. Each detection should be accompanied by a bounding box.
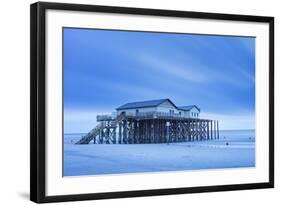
[191,112,198,117]
[169,110,198,117]
[135,109,198,117]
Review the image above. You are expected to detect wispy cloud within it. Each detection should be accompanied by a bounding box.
[136,52,254,89]
[138,54,209,83]
[64,28,255,132]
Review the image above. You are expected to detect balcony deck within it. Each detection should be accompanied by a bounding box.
[97,112,210,122]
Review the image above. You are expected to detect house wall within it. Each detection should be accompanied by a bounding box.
[117,101,199,118]
[117,107,156,115]
[156,101,180,114]
[184,107,200,118]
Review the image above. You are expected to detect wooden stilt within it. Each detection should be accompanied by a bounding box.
[207,121,210,140]
[214,120,217,139]
[211,120,213,140]
[79,113,219,144]
[217,120,219,140]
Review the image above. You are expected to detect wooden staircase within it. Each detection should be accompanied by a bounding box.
[75,114,125,144]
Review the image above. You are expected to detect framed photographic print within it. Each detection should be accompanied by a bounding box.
[30,2,274,203]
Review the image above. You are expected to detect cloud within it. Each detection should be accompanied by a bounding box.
[137,51,254,90]
[139,54,209,83]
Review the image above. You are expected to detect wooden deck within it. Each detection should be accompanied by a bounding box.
[97,111,211,121]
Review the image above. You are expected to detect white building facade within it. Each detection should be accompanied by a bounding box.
[116,99,200,119]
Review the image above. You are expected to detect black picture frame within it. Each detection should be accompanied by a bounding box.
[30,1,274,203]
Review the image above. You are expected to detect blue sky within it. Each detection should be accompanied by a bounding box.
[63,28,255,133]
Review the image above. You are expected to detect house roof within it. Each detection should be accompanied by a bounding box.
[178,105,200,112]
[116,98,177,110]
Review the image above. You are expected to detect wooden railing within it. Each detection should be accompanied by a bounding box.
[97,111,199,121]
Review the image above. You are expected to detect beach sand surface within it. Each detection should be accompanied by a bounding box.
[64,130,255,176]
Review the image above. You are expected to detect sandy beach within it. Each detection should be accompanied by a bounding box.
[64,130,255,176]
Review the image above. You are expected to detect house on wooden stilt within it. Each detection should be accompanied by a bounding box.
[76,99,219,144]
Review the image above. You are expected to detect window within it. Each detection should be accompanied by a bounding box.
[136,109,139,116]
[169,110,174,115]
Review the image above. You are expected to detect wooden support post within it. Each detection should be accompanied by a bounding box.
[200,121,202,140]
[127,121,130,144]
[196,120,201,141]
[148,121,150,143]
[166,121,170,143]
[170,122,173,142]
[153,119,157,143]
[100,129,104,144]
[133,121,136,144]
[135,121,138,143]
[214,120,217,139]
[213,120,216,140]
[99,129,101,144]
[131,121,134,144]
[173,121,176,142]
[191,120,192,141]
[162,120,165,143]
[185,122,189,141]
[202,121,205,140]
[131,122,135,144]
[191,120,194,141]
[207,120,210,140]
[123,120,127,144]
[139,121,141,143]
[144,120,148,143]
[93,133,96,144]
[118,122,122,144]
[168,122,170,142]
[149,120,151,143]
[147,120,150,143]
[143,121,146,143]
[197,120,199,141]
[177,121,180,142]
[190,120,193,141]
[203,121,207,140]
[157,120,160,143]
[127,121,131,144]
[210,120,213,140]
[159,120,162,143]
[187,121,191,141]
[203,121,205,140]
[112,128,116,144]
[131,121,135,144]
[199,121,202,141]
[217,120,219,140]
[141,121,145,144]
[152,120,154,143]
[160,120,163,143]
[151,120,154,143]
[105,128,110,144]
